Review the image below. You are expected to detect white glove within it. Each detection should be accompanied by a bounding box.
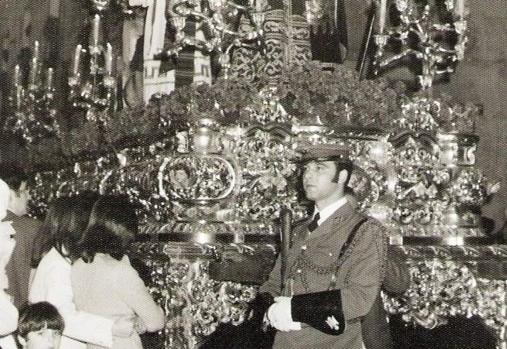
[266,296,302,332]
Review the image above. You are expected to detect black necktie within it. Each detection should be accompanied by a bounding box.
[308,213,320,232]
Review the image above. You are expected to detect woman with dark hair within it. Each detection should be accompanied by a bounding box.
[29,195,134,349]
[71,195,165,349]
[31,195,96,268]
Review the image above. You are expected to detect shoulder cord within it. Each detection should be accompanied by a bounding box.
[288,218,368,292]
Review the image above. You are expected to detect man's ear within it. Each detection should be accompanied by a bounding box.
[337,169,348,186]
[17,335,27,347]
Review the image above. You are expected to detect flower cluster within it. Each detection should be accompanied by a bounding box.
[147,62,404,131]
[157,77,259,126]
[275,62,403,128]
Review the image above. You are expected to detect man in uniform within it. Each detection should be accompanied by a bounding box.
[257,143,387,349]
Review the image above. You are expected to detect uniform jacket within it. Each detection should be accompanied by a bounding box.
[260,202,387,349]
[5,210,41,309]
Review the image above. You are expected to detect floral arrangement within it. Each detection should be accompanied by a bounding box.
[275,62,404,128]
[2,61,483,173]
[383,259,507,332]
[157,77,260,126]
[139,62,405,131]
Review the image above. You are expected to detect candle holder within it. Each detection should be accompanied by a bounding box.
[4,42,60,144]
[374,0,469,91]
[68,0,116,121]
[153,0,265,78]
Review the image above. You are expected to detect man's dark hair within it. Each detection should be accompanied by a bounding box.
[0,165,28,191]
[79,195,138,263]
[18,302,64,339]
[331,160,353,187]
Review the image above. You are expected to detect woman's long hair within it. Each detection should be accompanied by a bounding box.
[79,195,138,263]
[32,193,98,266]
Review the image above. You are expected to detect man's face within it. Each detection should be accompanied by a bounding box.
[9,181,29,216]
[302,160,342,205]
[24,328,62,349]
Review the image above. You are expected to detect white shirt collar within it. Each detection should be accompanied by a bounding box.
[314,197,348,225]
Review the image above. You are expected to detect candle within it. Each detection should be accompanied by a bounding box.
[105,42,113,75]
[33,40,39,64]
[455,0,464,18]
[13,64,20,86]
[378,0,387,33]
[73,44,82,75]
[16,88,22,110]
[92,14,101,47]
[29,57,38,86]
[47,68,54,90]
[30,41,40,87]
[49,0,60,18]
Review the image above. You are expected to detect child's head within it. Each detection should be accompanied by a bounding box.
[17,302,64,349]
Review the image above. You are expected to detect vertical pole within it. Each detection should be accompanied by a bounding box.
[280,207,292,294]
[357,3,377,80]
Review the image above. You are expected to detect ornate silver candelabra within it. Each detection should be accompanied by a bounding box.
[154,0,265,77]
[4,41,60,143]
[374,0,468,90]
[68,0,116,121]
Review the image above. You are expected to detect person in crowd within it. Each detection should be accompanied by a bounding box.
[17,301,64,349]
[0,178,19,349]
[0,167,41,309]
[71,195,165,349]
[29,195,135,349]
[254,143,387,349]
